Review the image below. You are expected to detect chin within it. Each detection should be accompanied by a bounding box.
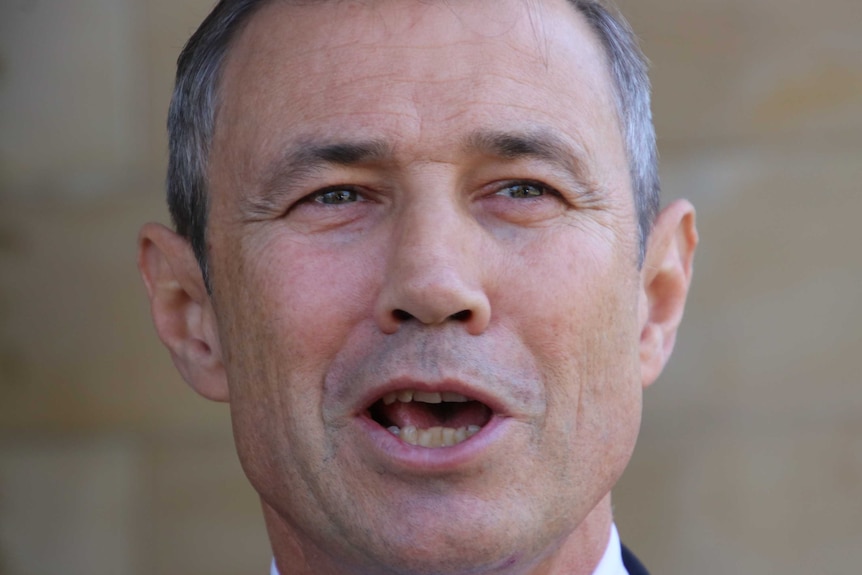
[348,498,576,575]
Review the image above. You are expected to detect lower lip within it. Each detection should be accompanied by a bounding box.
[354,414,510,472]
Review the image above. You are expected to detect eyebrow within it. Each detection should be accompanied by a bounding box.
[245,139,392,215]
[264,138,392,182]
[462,128,591,181]
[296,140,392,166]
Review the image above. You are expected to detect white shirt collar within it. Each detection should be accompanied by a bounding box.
[271,523,628,575]
[593,523,630,575]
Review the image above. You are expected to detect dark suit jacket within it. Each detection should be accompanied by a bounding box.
[621,544,650,575]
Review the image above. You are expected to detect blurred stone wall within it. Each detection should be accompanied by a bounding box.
[0,0,860,573]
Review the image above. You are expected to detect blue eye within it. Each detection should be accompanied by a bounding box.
[315,188,359,205]
[498,182,547,199]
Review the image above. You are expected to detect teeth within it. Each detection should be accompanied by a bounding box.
[377,390,482,447]
[442,427,455,445]
[401,425,418,444]
[418,428,434,446]
[388,424,482,448]
[413,391,442,403]
[380,390,472,405]
[454,427,467,443]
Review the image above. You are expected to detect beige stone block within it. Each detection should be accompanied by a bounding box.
[0,191,229,434]
[616,0,862,143]
[616,424,862,574]
[143,436,270,575]
[0,0,149,196]
[0,436,139,575]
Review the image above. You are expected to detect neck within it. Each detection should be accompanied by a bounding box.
[265,494,614,575]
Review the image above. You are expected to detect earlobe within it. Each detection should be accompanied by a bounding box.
[639,199,698,388]
[137,223,230,402]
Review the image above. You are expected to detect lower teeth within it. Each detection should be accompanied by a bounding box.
[387,425,482,448]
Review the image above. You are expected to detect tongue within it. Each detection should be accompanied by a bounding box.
[380,401,491,430]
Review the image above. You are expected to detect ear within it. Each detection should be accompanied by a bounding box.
[638,199,698,388]
[137,222,229,402]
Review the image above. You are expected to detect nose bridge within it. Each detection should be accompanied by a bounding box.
[397,191,465,279]
[375,182,491,334]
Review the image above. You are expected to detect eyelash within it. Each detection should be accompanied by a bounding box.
[495,180,562,200]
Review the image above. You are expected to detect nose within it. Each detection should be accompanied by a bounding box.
[374,201,491,335]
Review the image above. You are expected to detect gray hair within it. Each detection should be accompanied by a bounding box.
[573,0,659,264]
[166,0,659,288]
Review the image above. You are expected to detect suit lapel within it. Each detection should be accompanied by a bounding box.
[620,543,650,575]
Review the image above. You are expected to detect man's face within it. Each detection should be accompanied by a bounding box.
[208,0,645,571]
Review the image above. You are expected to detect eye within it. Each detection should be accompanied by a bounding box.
[314,188,360,205]
[496,181,553,199]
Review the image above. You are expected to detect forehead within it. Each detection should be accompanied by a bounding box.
[214,0,623,179]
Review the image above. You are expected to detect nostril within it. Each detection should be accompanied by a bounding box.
[391,308,472,324]
[393,309,413,322]
[450,310,471,322]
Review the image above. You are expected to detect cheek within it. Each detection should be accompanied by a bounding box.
[497,229,637,366]
[211,234,383,484]
[497,233,642,452]
[228,234,378,349]
[211,232,384,435]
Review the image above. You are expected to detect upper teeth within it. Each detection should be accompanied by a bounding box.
[382,390,470,405]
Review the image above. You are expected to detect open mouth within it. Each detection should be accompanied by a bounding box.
[367,390,493,448]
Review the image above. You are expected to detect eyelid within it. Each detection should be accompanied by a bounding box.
[312,183,362,195]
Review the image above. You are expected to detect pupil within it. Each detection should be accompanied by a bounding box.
[512,184,541,198]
